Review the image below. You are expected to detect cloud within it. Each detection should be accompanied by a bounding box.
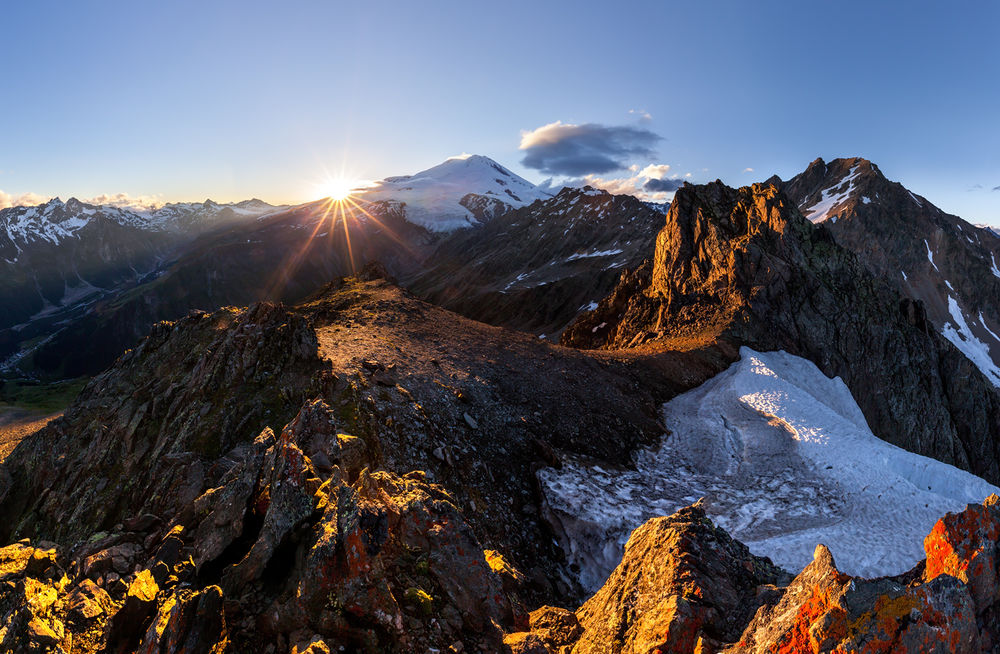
[520,120,662,176]
[744,167,754,173]
[993,185,1000,192]
[0,190,168,212]
[643,178,685,193]
[545,162,685,202]
[629,109,653,121]
[0,190,46,209]
[82,193,165,211]
[639,164,671,179]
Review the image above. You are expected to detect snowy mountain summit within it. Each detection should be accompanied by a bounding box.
[357,154,552,232]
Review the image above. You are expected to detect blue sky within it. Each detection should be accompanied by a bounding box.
[2,1,998,223]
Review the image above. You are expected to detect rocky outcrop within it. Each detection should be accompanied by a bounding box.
[562,181,1000,485]
[0,399,516,652]
[0,301,328,545]
[727,497,1000,653]
[570,504,788,654]
[503,498,1000,653]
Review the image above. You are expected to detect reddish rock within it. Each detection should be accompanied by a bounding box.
[924,498,1000,611]
[571,504,788,654]
[729,544,979,654]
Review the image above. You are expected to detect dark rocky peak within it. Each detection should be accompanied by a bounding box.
[780,157,1000,391]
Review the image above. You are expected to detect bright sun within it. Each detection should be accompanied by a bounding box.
[320,178,360,202]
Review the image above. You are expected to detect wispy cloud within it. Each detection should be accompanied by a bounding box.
[83,193,165,211]
[0,190,167,211]
[993,185,1000,192]
[744,167,754,173]
[0,190,46,209]
[629,108,653,121]
[520,120,662,176]
[539,161,686,202]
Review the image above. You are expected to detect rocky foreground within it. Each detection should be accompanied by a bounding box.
[6,452,1000,654]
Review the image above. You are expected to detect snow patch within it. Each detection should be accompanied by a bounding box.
[539,347,999,591]
[978,312,1000,344]
[925,240,939,272]
[941,296,1000,387]
[566,248,623,261]
[802,165,861,223]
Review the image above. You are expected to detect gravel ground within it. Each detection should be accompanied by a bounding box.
[0,408,61,461]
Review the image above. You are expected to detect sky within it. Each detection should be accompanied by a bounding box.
[2,1,998,223]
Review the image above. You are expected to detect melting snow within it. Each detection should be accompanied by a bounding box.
[941,296,1000,387]
[991,253,1000,279]
[540,347,998,591]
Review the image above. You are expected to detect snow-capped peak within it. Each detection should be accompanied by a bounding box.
[356,154,552,232]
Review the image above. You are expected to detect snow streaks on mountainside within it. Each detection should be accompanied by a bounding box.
[781,156,1000,388]
[540,347,999,590]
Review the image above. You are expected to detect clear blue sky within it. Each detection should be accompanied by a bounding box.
[2,1,998,222]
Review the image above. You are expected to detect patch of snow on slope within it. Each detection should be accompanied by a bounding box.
[991,253,1000,279]
[979,312,1000,343]
[941,296,1000,387]
[357,155,551,232]
[539,347,998,591]
[566,248,623,261]
[803,165,861,223]
[925,239,939,271]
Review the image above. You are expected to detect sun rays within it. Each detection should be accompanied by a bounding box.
[260,185,419,302]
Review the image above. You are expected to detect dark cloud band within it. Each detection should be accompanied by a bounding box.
[643,178,685,192]
[520,121,662,176]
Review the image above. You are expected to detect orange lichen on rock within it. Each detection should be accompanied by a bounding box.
[923,500,1000,611]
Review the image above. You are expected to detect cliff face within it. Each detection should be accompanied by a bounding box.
[562,181,1000,483]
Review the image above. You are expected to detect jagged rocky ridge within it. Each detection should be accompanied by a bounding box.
[506,498,1000,653]
[562,180,1000,485]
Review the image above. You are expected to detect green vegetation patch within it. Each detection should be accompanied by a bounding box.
[0,377,89,413]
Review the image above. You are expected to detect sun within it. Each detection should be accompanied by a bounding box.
[319,177,361,202]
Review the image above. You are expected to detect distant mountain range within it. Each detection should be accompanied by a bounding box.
[5,152,1000,398]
